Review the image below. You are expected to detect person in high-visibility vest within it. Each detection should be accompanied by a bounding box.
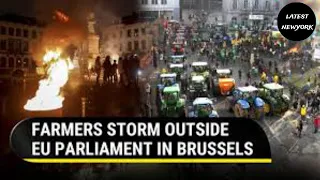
[301,104,307,122]
[261,72,267,83]
[273,74,279,84]
[161,68,167,74]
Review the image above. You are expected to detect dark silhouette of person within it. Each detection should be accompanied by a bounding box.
[111,60,118,83]
[94,56,101,85]
[103,56,111,84]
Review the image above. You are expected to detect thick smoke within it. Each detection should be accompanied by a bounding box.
[31,0,138,65]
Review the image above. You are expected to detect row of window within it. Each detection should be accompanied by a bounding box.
[141,0,167,5]
[0,56,36,68]
[0,39,29,52]
[232,0,279,11]
[105,28,147,40]
[127,40,147,52]
[0,25,38,39]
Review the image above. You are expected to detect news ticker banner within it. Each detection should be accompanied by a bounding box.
[10,118,271,164]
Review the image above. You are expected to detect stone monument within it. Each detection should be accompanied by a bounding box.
[87,12,100,69]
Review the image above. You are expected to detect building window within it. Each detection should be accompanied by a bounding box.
[254,0,259,9]
[141,28,146,35]
[120,31,123,38]
[0,57,7,68]
[161,0,167,5]
[15,40,21,53]
[120,44,122,52]
[232,0,237,10]
[141,0,148,5]
[9,27,14,36]
[32,30,37,39]
[8,40,14,52]
[0,40,6,50]
[23,58,29,68]
[151,0,157,5]
[0,26,6,35]
[16,58,22,68]
[134,41,139,51]
[8,57,14,68]
[134,29,139,37]
[275,1,280,10]
[16,28,21,37]
[141,40,147,50]
[265,1,270,10]
[23,29,29,38]
[244,0,248,9]
[128,41,132,51]
[23,41,29,52]
[127,29,132,38]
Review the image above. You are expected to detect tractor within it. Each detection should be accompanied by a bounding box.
[187,75,209,100]
[188,97,219,118]
[211,68,236,96]
[159,84,186,117]
[169,63,187,91]
[169,55,186,64]
[171,42,185,56]
[258,83,290,116]
[190,61,210,79]
[157,73,178,105]
[227,86,265,120]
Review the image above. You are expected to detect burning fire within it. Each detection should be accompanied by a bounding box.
[288,47,298,53]
[24,49,74,111]
[54,10,69,23]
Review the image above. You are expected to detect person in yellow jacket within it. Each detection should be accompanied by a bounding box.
[261,72,267,83]
[273,74,279,84]
[300,104,307,122]
[161,68,167,74]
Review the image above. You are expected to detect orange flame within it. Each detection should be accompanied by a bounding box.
[54,10,69,23]
[24,49,74,111]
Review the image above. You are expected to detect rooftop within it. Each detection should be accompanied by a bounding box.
[0,13,45,27]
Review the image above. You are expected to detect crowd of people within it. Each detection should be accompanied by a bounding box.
[93,55,140,86]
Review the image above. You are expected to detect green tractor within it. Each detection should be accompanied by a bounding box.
[169,63,187,91]
[190,61,210,79]
[169,55,186,64]
[159,84,186,117]
[187,75,209,100]
[258,83,290,116]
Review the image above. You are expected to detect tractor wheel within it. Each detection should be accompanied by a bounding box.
[255,107,265,121]
[213,85,220,96]
[264,103,271,115]
[234,104,246,117]
[179,108,186,117]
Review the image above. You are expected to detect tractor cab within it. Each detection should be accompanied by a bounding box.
[259,83,290,115]
[212,69,236,95]
[170,55,186,64]
[171,43,185,55]
[189,76,207,91]
[162,85,181,105]
[191,62,209,78]
[188,97,219,118]
[169,63,185,76]
[228,86,265,119]
[158,73,178,91]
[160,85,186,117]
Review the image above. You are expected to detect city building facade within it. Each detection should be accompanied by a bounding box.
[137,0,180,21]
[222,0,288,28]
[0,14,44,77]
[180,0,223,24]
[101,21,161,59]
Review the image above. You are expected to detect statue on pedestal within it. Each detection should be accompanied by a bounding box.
[87,12,96,34]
